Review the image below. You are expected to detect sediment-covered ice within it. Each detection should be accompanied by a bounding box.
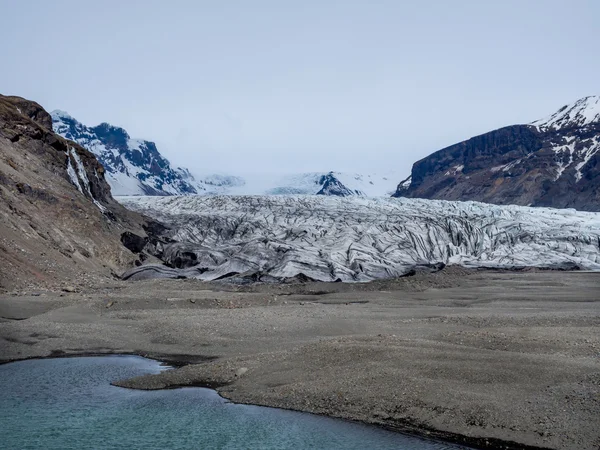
[120,195,600,282]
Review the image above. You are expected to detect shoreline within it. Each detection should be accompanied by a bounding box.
[1,270,598,449]
[1,351,550,450]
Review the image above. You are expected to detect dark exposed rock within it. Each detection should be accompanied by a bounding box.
[120,232,147,254]
[15,182,58,204]
[171,251,198,269]
[4,96,53,130]
[0,95,112,207]
[143,219,171,238]
[0,94,153,291]
[394,96,600,211]
[317,172,359,197]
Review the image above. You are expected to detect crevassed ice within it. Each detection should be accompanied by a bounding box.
[120,195,600,282]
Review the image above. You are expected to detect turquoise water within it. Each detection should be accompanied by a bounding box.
[0,356,465,449]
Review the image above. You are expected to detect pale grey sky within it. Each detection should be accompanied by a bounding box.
[1,0,598,177]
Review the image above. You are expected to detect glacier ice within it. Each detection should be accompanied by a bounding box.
[120,195,600,282]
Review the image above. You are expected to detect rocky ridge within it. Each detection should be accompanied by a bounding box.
[51,110,211,196]
[0,95,153,292]
[395,96,600,211]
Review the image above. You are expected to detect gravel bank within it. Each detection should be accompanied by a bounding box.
[1,269,598,449]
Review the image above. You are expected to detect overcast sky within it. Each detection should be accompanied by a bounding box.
[1,0,598,177]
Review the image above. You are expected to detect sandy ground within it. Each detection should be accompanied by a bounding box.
[0,268,598,449]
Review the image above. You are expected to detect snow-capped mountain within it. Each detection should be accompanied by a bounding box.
[395,95,600,211]
[51,110,241,196]
[51,110,397,198]
[224,171,399,197]
[531,96,600,130]
[120,195,600,282]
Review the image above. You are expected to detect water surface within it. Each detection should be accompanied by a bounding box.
[0,356,465,449]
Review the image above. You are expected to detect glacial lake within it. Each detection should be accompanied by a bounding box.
[0,355,465,449]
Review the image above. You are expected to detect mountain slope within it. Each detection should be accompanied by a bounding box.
[51,110,214,196]
[394,96,600,211]
[0,95,150,292]
[120,195,600,283]
[52,110,400,198]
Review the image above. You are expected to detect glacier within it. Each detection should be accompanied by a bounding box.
[119,195,600,282]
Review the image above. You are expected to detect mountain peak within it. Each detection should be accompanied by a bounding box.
[52,112,202,196]
[92,122,131,141]
[395,95,600,211]
[50,109,76,121]
[531,95,600,130]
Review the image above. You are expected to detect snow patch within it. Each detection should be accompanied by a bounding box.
[66,146,106,212]
[445,165,464,176]
[65,150,83,194]
[574,137,600,182]
[552,141,576,180]
[51,110,74,120]
[398,175,412,189]
[532,96,600,130]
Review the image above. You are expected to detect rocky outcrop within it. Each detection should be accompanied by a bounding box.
[0,94,150,292]
[263,171,397,197]
[2,96,53,130]
[395,96,600,211]
[120,231,148,253]
[316,172,359,196]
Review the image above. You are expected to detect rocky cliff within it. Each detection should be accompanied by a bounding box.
[0,95,152,292]
[394,96,600,211]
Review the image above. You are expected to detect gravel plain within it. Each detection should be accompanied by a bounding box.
[1,268,599,450]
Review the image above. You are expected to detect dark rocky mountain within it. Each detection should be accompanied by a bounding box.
[394,96,600,211]
[0,95,155,292]
[51,111,206,196]
[241,171,397,197]
[316,172,362,196]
